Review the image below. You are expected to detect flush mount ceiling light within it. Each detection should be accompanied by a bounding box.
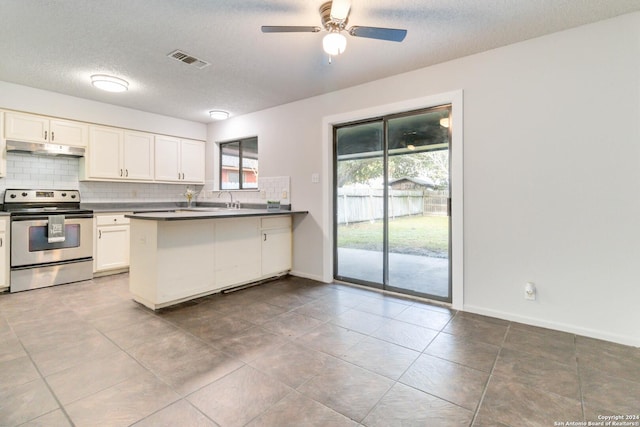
[323,31,347,56]
[209,110,230,120]
[90,74,129,92]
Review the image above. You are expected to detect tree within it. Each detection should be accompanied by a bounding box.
[338,149,449,188]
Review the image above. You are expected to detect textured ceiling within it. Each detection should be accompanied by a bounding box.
[1,1,639,123]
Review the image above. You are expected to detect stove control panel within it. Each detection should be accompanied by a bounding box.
[3,189,81,204]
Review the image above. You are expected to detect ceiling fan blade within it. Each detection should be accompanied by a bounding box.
[330,0,351,21]
[261,26,321,33]
[349,26,407,42]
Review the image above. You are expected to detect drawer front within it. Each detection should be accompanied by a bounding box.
[96,214,131,226]
[0,219,7,232]
[261,216,291,230]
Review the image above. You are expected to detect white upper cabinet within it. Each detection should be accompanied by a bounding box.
[154,135,204,183]
[49,119,88,147]
[180,139,205,183]
[154,135,181,181]
[86,126,123,179]
[2,110,202,185]
[123,131,154,180]
[4,112,87,147]
[84,127,154,181]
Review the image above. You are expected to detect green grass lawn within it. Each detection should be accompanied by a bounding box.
[337,215,449,258]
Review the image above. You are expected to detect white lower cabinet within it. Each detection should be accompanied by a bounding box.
[129,214,294,309]
[0,218,8,291]
[214,217,261,288]
[261,216,292,276]
[130,218,217,308]
[94,213,130,274]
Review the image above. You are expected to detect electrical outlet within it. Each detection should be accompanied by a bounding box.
[525,282,536,300]
[260,190,266,199]
[282,190,288,199]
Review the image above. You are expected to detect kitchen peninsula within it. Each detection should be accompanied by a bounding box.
[126,208,306,310]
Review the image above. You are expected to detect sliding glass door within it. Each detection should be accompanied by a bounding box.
[334,120,385,287]
[334,106,451,302]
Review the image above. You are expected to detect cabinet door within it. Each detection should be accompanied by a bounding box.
[4,112,48,143]
[261,227,292,276]
[89,126,123,179]
[214,218,261,287]
[123,131,154,180]
[0,220,7,289]
[0,112,5,177]
[49,119,88,147]
[154,135,181,182]
[180,139,205,183]
[95,225,130,271]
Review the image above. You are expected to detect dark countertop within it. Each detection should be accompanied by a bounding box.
[83,202,196,213]
[125,207,307,221]
[83,202,293,214]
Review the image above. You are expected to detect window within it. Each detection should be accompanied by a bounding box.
[219,137,258,190]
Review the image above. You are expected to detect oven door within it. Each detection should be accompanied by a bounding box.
[11,216,93,267]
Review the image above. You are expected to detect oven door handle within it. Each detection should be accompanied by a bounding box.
[11,214,94,221]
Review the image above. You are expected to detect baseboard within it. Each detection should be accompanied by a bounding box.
[289,270,327,283]
[464,304,640,348]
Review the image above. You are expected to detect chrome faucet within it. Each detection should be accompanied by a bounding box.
[217,191,240,208]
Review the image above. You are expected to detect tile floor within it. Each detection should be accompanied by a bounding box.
[0,274,639,426]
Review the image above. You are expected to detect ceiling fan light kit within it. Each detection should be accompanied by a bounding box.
[323,32,347,55]
[261,0,407,60]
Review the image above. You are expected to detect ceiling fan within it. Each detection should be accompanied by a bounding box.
[261,0,407,58]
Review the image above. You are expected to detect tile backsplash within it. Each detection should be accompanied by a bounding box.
[0,153,291,205]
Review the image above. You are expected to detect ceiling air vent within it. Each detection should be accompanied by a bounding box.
[167,49,210,69]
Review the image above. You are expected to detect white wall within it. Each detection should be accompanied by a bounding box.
[208,12,640,346]
[0,81,206,140]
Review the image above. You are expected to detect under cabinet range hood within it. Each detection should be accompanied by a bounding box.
[6,140,85,157]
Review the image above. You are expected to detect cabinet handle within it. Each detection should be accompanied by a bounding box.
[99,230,102,239]
[51,131,55,141]
[126,169,129,177]
[44,130,48,141]
[120,169,123,177]
[263,233,267,241]
[0,237,2,247]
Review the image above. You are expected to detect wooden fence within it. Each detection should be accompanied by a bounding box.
[337,188,448,225]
